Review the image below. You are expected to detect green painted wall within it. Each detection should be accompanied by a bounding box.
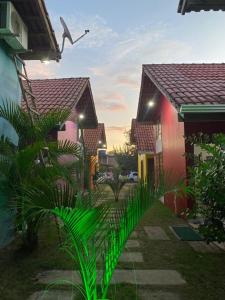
[0,40,21,248]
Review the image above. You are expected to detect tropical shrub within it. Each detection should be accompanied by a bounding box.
[187,133,225,243]
[23,181,166,300]
[104,167,128,202]
[0,101,82,250]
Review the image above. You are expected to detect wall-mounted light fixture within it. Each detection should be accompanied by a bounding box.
[147,100,155,108]
[79,114,85,120]
[41,59,50,65]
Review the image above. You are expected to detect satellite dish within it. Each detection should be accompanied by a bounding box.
[60,17,90,54]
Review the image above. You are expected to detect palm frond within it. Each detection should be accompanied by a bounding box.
[35,109,71,140]
[48,140,82,161]
[0,135,15,156]
[0,100,33,147]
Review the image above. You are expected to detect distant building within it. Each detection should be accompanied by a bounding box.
[131,119,161,186]
[83,123,107,188]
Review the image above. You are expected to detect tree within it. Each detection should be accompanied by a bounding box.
[105,167,127,202]
[0,101,82,250]
[187,133,225,243]
[113,130,137,173]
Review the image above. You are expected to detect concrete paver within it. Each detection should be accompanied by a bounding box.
[139,289,180,300]
[189,241,222,253]
[37,270,186,286]
[125,240,140,248]
[28,290,76,300]
[144,226,170,240]
[130,231,138,238]
[119,252,144,262]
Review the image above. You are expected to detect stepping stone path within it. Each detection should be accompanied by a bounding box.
[36,269,186,286]
[119,252,144,262]
[139,289,181,300]
[214,242,225,252]
[130,231,138,238]
[125,240,140,248]
[189,241,222,253]
[28,225,188,299]
[28,290,76,300]
[144,226,170,240]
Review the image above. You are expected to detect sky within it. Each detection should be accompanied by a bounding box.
[27,0,225,150]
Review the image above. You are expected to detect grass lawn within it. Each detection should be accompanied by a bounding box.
[0,184,225,300]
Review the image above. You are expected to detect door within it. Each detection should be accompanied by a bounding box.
[147,158,155,187]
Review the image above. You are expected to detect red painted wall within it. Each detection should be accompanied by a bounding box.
[160,96,187,213]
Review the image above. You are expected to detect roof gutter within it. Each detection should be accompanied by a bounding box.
[179,104,225,122]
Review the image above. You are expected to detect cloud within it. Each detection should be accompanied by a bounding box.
[106,126,128,132]
[95,91,127,112]
[52,14,118,50]
[107,103,127,111]
[105,125,131,150]
[96,100,127,112]
[25,61,58,79]
[115,75,139,89]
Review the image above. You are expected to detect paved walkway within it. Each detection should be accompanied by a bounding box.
[28,185,224,300]
[29,225,186,299]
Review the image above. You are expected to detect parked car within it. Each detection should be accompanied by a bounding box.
[128,171,138,182]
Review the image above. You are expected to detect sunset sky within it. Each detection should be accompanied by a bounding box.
[27,0,225,150]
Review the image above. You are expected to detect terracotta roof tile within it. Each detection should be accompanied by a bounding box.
[83,123,107,155]
[131,119,155,153]
[22,78,89,114]
[144,64,225,107]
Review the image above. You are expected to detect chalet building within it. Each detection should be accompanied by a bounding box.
[0,0,60,247]
[22,77,98,144]
[131,119,162,186]
[136,64,225,213]
[178,0,225,15]
[22,78,99,188]
[83,123,107,187]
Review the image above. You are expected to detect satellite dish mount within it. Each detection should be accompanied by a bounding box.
[60,17,89,54]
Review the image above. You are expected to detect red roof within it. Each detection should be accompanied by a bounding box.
[143,64,225,107]
[131,119,155,152]
[22,78,98,128]
[83,123,107,155]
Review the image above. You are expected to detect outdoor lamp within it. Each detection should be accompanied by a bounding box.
[79,114,85,120]
[98,140,102,144]
[148,100,155,108]
[41,59,50,65]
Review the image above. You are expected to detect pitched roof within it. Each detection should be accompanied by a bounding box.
[131,119,155,153]
[22,78,98,128]
[83,123,107,155]
[7,0,60,60]
[178,0,225,15]
[143,64,225,108]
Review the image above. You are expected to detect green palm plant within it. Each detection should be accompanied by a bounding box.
[0,100,82,249]
[104,167,127,202]
[22,180,166,300]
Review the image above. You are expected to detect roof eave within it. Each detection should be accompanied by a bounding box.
[75,80,98,129]
[13,0,60,61]
[179,104,225,122]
